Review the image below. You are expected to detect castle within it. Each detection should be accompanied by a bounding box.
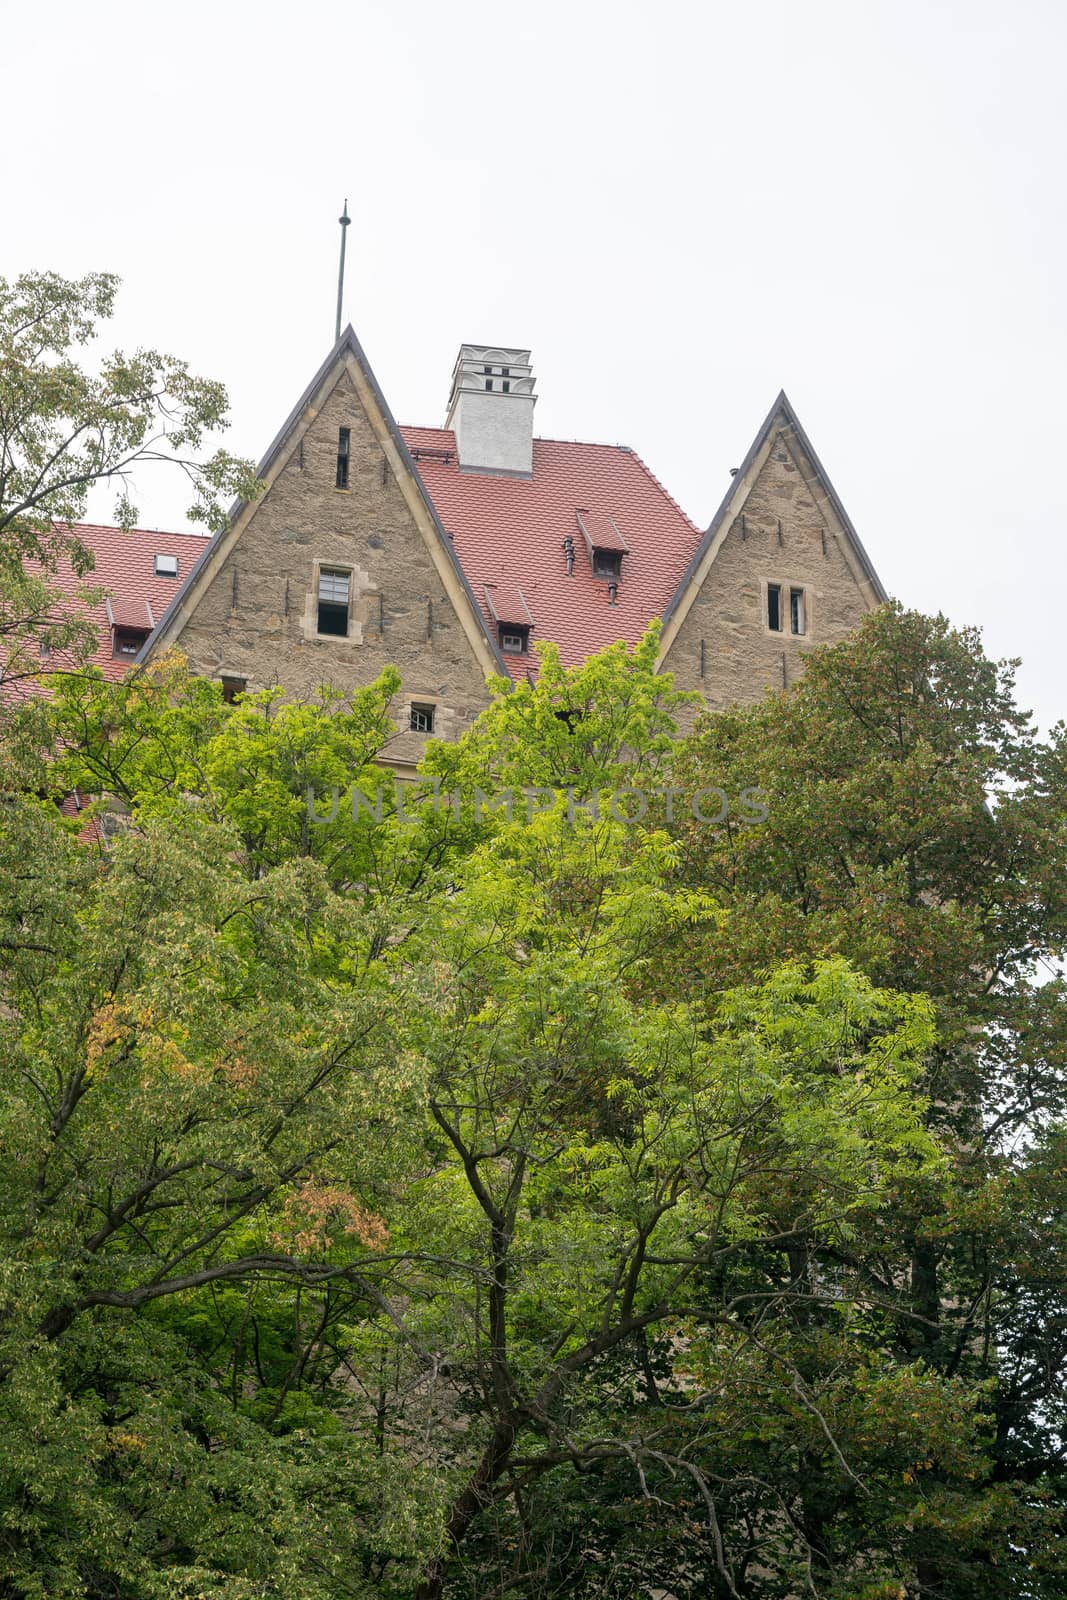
[50,329,887,766]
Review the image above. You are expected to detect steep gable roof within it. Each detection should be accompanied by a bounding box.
[657,390,886,662]
[143,327,504,678]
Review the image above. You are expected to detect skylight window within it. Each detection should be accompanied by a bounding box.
[154,553,179,577]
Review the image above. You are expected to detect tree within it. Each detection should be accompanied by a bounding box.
[0,684,443,1596]
[657,603,1067,1593]
[0,270,257,700]
[2,619,1063,1596]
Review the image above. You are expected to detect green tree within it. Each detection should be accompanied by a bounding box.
[654,603,1067,1594]
[2,619,1063,1597]
[0,270,257,704]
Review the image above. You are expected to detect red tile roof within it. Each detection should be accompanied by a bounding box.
[14,524,210,695]
[398,427,702,681]
[14,428,702,697]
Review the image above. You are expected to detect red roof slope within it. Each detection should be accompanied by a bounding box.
[400,427,701,680]
[15,524,210,692]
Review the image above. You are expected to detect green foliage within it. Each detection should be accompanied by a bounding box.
[0,270,258,756]
[0,607,1064,1596]
[423,622,696,797]
[0,270,257,551]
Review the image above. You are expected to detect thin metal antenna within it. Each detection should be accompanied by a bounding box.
[335,199,351,343]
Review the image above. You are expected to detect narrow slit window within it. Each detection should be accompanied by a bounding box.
[335,427,351,490]
[410,703,435,735]
[767,583,782,632]
[790,587,806,635]
[318,568,351,636]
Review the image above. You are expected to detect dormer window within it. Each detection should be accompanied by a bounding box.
[592,549,623,581]
[154,553,179,577]
[112,627,147,658]
[576,511,629,585]
[500,626,529,655]
[483,581,534,657]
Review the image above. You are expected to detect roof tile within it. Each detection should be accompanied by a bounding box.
[398,428,701,681]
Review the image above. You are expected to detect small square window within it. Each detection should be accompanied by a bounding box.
[767,583,782,632]
[154,553,179,577]
[790,587,806,635]
[500,626,529,654]
[410,703,435,735]
[220,675,246,704]
[318,567,351,636]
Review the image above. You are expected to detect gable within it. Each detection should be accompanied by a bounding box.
[145,329,503,765]
[658,393,887,715]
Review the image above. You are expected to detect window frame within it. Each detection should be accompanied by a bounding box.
[409,702,435,735]
[763,579,810,638]
[592,549,623,581]
[220,675,247,704]
[316,565,352,638]
[499,625,530,655]
[112,626,147,659]
[335,427,351,491]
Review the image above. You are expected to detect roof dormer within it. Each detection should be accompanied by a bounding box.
[576,510,629,581]
[483,581,535,653]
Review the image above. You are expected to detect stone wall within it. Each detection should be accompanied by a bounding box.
[169,362,496,768]
[660,421,879,726]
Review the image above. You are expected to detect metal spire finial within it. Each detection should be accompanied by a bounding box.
[335,199,351,343]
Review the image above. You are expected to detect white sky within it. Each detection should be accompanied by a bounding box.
[4,0,1065,732]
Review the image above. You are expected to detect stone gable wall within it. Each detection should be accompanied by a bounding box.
[660,429,877,727]
[170,369,494,766]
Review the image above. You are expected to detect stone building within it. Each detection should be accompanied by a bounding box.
[47,327,888,759]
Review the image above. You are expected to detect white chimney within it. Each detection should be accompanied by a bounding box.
[445,345,536,477]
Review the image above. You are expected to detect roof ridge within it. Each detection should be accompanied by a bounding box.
[49,520,209,541]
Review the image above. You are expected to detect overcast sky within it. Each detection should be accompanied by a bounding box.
[5,0,1065,731]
